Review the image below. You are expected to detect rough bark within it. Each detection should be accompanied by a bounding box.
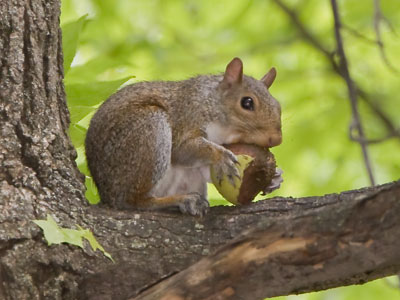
[0,0,87,299]
[1,1,400,300]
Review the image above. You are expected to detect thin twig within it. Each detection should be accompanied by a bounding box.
[373,0,398,73]
[356,88,400,138]
[350,130,398,145]
[270,0,400,143]
[342,24,377,44]
[330,0,375,186]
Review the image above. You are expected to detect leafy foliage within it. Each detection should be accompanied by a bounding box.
[61,0,400,298]
[62,14,88,74]
[33,215,113,261]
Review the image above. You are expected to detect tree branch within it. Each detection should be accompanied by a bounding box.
[342,24,377,45]
[330,0,375,186]
[271,0,400,144]
[350,129,400,145]
[131,181,400,299]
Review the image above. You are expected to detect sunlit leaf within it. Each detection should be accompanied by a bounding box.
[65,76,134,107]
[33,215,75,246]
[62,15,88,74]
[69,123,87,148]
[69,105,96,124]
[85,176,100,204]
[33,215,113,261]
[77,225,113,261]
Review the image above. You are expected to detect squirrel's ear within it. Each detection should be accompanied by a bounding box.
[261,67,277,88]
[223,57,243,85]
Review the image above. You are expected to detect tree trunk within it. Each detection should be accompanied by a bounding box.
[1,1,400,300]
[0,0,87,298]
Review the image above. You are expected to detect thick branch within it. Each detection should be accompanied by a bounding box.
[132,181,400,300]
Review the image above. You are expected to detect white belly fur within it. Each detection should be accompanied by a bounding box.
[151,122,236,198]
[150,165,210,198]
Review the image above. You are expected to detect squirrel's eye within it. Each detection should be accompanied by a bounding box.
[240,97,254,111]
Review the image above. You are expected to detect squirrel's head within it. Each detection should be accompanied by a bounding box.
[215,57,282,148]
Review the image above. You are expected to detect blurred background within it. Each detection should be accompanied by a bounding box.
[61,0,400,299]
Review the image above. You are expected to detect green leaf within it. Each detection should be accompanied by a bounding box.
[65,55,131,83]
[78,225,113,262]
[69,123,87,148]
[69,105,96,124]
[33,215,70,246]
[65,76,134,107]
[85,176,100,204]
[62,15,88,74]
[59,228,84,248]
[33,215,83,247]
[33,215,113,262]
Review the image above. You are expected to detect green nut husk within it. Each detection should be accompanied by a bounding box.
[210,154,254,205]
[211,144,277,205]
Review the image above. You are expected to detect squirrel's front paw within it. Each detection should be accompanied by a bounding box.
[178,193,209,216]
[212,148,240,187]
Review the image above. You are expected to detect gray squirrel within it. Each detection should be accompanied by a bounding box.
[85,58,282,216]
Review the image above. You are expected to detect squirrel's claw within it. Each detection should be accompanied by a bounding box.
[178,193,209,216]
[214,148,240,188]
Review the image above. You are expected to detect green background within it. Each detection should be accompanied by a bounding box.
[61,0,400,298]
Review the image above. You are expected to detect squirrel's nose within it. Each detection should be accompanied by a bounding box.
[265,131,282,148]
[251,127,282,148]
[267,135,282,147]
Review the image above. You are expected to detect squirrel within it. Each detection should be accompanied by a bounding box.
[85,57,282,216]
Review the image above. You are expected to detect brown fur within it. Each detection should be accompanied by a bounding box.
[85,58,281,215]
